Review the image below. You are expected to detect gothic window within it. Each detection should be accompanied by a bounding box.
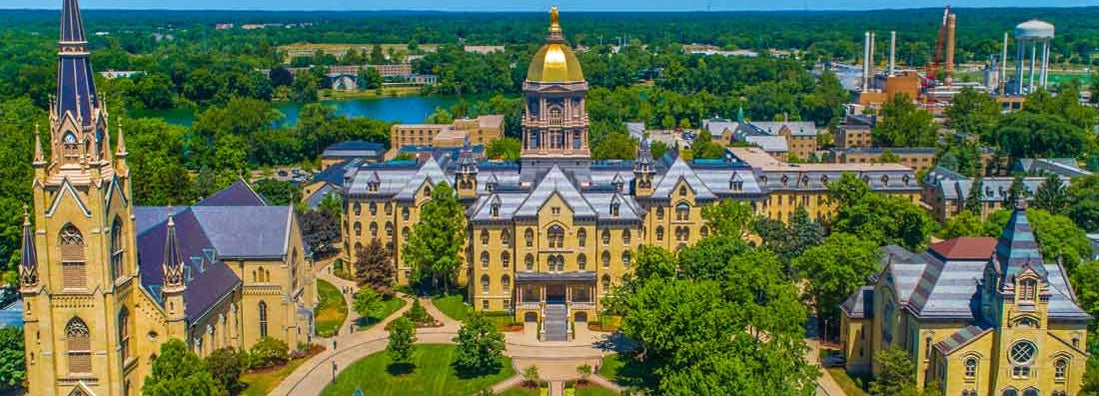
[675,203,690,221]
[578,254,587,271]
[964,357,977,378]
[525,254,534,271]
[66,317,91,374]
[882,300,895,343]
[656,207,664,220]
[480,252,490,269]
[1002,389,1019,396]
[622,251,631,267]
[622,229,631,245]
[601,274,611,292]
[548,226,565,248]
[502,275,511,291]
[354,222,362,237]
[402,207,410,221]
[1019,278,1037,302]
[601,229,611,245]
[402,227,409,241]
[480,229,490,245]
[60,224,86,289]
[1055,358,1068,381]
[525,228,534,248]
[481,275,490,294]
[577,229,587,247]
[385,221,393,237]
[1010,340,1036,378]
[501,252,511,269]
[924,337,932,359]
[385,203,393,215]
[369,202,377,215]
[353,202,361,216]
[656,226,665,241]
[423,186,432,197]
[601,251,610,268]
[111,217,124,281]
[258,301,268,338]
[118,308,131,360]
[501,229,511,247]
[679,186,688,197]
[701,226,709,238]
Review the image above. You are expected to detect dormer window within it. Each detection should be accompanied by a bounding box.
[880,175,889,185]
[902,175,911,186]
[486,182,496,192]
[611,201,620,217]
[491,201,500,217]
[781,175,789,187]
[367,181,379,193]
[1019,278,1038,302]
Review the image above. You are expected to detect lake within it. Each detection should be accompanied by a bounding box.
[133,95,466,126]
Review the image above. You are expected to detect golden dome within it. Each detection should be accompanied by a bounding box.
[526,7,584,83]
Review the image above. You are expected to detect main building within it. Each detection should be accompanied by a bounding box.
[341,8,921,341]
[20,1,315,394]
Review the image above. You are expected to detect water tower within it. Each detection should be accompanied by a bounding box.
[1014,19,1054,93]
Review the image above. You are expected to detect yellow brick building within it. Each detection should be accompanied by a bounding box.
[339,8,921,341]
[19,2,315,394]
[388,114,504,157]
[840,202,1091,396]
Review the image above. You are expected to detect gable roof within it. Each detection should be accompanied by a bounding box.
[995,203,1047,281]
[515,165,596,218]
[933,323,993,355]
[196,180,269,207]
[929,237,997,261]
[189,206,293,259]
[652,157,716,201]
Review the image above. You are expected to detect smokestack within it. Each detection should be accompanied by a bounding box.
[1001,31,1008,95]
[863,31,871,92]
[869,31,876,90]
[945,13,956,85]
[889,31,896,76]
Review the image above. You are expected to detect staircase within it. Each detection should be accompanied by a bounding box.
[543,304,568,341]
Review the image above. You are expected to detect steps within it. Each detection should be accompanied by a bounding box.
[543,304,568,342]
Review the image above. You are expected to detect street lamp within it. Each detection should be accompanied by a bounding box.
[331,360,338,383]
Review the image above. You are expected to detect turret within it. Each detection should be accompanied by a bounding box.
[456,138,478,199]
[162,207,187,325]
[633,138,656,197]
[19,205,39,288]
[115,118,128,177]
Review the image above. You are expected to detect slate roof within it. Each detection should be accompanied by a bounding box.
[56,0,100,128]
[20,213,38,282]
[994,203,1048,281]
[304,183,340,209]
[933,323,993,355]
[840,286,874,319]
[749,121,818,137]
[0,299,23,329]
[923,165,1058,202]
[745,135,789,153]
[312,158,361,185]
[1016,158,1091,178]
[322,140,385,159]
[190,206,293,259]
[651,157,718,201]
[196,180,270,206]
[515,166,597,219]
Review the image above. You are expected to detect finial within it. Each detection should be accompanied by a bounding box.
[550,6,560,30]
[33,124,44,163]
[166,205,175,227]
[116,118,127,156]
[22,204,30,226]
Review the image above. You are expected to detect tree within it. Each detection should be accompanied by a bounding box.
[355,240,395,294]
[964,177,984,215]
[592,132,638,160]
[829,173,936,250]
[300,210,341,259]
[386,317,417,365]
[269,67,294,88]
[701,200,754,239]
[870,347,922,396]
[877,149,901,163]
[426,107,454,124]
[205,347,246,395]
[452,312,505,375]
[252,179,300,206]
[1004,175,1026,206]
[143,339,227,396]
[940,210,986,239]
[125,117,197,206]
[873,94,938,147]
[990,112,1090,161]
[946,87,1001,138]
[248,337,289,369]
[1069,174,1099,232]
[793,233,881,331]
[0,327,25,390]
[521,365,541,387]
[353,287,384,320]
[361,68,383,90]
[691,130,725,159]
[576,363,593,384]
[402,183,466,292]
[1034,173,1068,215]
[485,137,521,160]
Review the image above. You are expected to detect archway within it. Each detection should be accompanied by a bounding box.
[524,312,538,323]
[574,312,588,322]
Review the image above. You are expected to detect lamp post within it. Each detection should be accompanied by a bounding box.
[331,360,338,383]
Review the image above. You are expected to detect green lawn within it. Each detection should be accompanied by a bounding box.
[358,297,407,330]
[826,367,869,396]
[432,293,470,321]
[597,353,649,389]
[574,385,618,396]
[239,356,310,396]
[498,387,539,396]
[598,354,623,382]
[315,280,348,337]
[319,344,515,396]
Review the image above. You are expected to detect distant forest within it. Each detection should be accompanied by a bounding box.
[0,7,1098,65]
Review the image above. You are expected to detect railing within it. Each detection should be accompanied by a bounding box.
[516,302,541,310]
[571,302,596,310]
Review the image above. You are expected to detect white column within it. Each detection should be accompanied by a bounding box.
[1029,42,1037,91]
[1017,39,1025,93]
[1040,40,1050,88]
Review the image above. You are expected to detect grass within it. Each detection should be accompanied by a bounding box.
[239,355,311,396]
[315,280,348,337]
[597,353,650,389]
[358,297,407,330]
[432,293,470,321]
[498,387,539,396]
[827,367,870,396]
[320,86,421,99]
[319,344,515,396]
[598,354,623,382]
[574,385,618,396]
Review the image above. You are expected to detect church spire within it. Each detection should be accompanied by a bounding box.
[162,207,186,291]
[115,118,127,157]
[19,205,38,287]
[60,0,87,44]
[33,124,45,165]
[55,0,101,129]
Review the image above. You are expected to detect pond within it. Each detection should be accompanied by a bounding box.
[133,95,466,126]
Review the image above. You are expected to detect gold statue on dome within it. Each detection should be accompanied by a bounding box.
[549,6,561,31]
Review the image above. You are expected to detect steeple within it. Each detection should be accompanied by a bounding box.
[456,138,478,199]
[51,0,111,172]
[60,0,87,44]
[162,207,186,292]
[994,198,1047,284]
[33,124,45,165]
[633,138,656,197]
[19,205,39,287]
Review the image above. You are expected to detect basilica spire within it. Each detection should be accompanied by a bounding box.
[162,207,186,291]
[19,205,38,287]
[55,0,103,132]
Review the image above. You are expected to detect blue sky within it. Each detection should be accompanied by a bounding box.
[3,0,1098,11]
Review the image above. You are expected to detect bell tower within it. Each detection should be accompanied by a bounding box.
[520,7,591,173]
[22,0,141,395]
[455,139,479,200]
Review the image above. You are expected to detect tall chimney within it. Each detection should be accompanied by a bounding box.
[869,31,876,90]
[889,31,896,76]
[944,13,956,85]
[1001,31,1009,95]
[863,31,871,92]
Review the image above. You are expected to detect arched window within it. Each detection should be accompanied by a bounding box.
[385,221,394,237]
[525,254,535,271]
[353,202,361,216]
[118,308,131,360]
[481,274,490,294]
[656,207,665,220]
[601,275,611,292]
[622,229,631,245]
[354,222,362,236]
[369,222,377,237]
[66,317,91,373]
[423,186,432,197]
[385,202,393,215]
[577,229,587,247]
[656,226,665,241]
[111,217,125,280]
[480,251,490,269]
[622,251,632,267]
[369,202,377,215]
[601,251,611,268]
[675,203,690,221]
[402,227,409,241]
[1022,390,1038,396]
[679,185,688,197]
[402,207,410,221]
[1055,358,1068,380]
[60,224,86,289]
[525,228,534,248]
[480,229,490,245]
[601,229,611,245]
[501,229,512,247]
[578,254,587,271]
[964,357,978,378]
[1019,278,1037,302]
[1002,389,1019,396]
[501,252,511,268]
[1010,340,1037,379]
[258,301,268,338]
[548,226,565,248]
[501,275,511,291]
[700,226,709,238]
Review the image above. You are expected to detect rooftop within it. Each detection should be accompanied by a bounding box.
[728,147,911,172]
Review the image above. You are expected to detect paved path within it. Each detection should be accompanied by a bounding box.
[314,258,358,339]
[806,338,846,396]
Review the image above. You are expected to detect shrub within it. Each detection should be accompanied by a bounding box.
[576,363,592,384]
[521,365,541,387]
[248,337,290,369]
[205,347,246,395]
[403,299,435,326]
